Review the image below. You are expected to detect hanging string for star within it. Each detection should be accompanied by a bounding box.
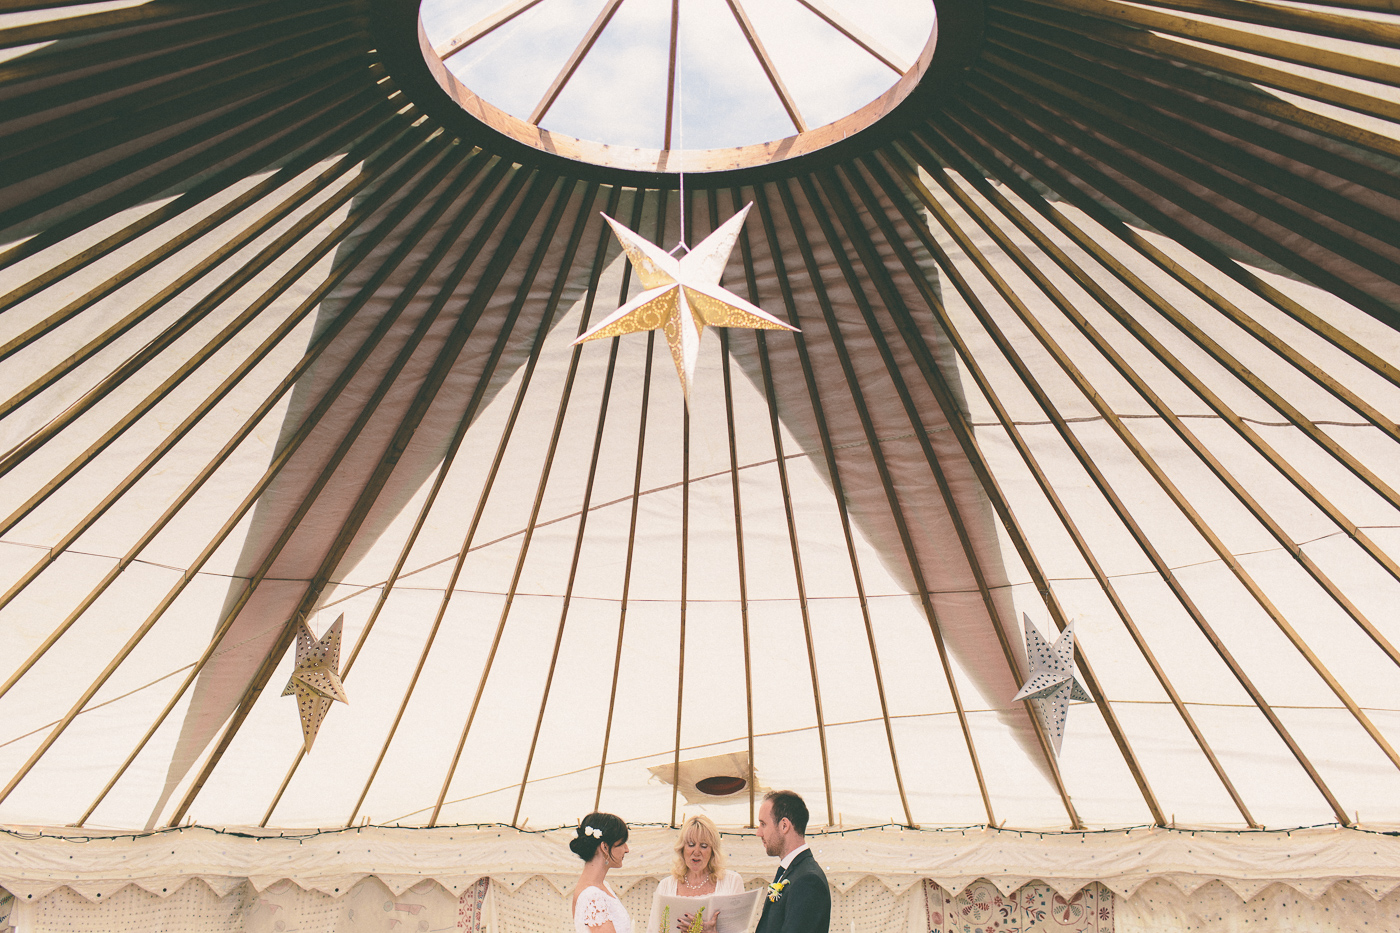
[572,2,797,404]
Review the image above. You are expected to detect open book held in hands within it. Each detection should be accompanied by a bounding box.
[648,888,763,933]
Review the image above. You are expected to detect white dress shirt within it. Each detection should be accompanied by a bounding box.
[778,842,810,871]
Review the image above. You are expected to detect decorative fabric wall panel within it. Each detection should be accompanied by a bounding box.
[9,877,493,933]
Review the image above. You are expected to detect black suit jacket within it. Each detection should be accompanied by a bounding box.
[755,848,830,933]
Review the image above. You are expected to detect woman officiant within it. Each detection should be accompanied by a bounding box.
[649,815,743,933]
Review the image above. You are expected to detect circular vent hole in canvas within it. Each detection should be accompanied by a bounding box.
[695,775,747,796]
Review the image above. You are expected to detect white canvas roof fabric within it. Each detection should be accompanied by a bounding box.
[1,0,1400,852]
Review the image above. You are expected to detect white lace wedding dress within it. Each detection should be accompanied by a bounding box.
[575,882,633,933]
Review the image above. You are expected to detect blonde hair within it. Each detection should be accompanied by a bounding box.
[671,815,726,883]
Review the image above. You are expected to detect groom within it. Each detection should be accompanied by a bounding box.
[755,791,830,933]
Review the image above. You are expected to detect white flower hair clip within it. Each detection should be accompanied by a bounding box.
[584,826,602,838]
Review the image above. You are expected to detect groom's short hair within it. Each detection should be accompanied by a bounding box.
[764,790,809,835]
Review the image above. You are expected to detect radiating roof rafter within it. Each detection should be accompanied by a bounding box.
[1,0,1398,833]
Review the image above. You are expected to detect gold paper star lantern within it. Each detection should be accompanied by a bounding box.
[281,613,348,753]
[573,203,797,400]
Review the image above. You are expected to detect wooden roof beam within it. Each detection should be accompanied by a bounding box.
[257,156,514,829]
[594,189,655,814]
[436,0,547,61]
[750,182,917,829]
[663,0,680,149]
[724,0,807,133]
[795,0,909,74]
[530,0,627,125]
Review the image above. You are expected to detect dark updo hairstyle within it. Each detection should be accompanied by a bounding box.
[569,812,629,862]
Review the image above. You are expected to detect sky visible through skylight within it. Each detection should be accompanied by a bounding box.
[421,0,937,151]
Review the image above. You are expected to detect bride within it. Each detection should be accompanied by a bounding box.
[571,813,632,933]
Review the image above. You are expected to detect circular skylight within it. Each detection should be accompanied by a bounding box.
[418,0,938,171]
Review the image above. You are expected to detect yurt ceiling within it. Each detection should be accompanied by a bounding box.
[1,0,1399,837]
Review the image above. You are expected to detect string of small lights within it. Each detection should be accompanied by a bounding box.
[1,819,1393,846]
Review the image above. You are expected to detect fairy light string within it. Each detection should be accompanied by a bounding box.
[0,820,1390,845]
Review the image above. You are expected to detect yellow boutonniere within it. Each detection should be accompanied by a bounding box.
[767,880,789,902]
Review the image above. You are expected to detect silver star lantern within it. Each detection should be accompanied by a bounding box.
[572,203,798,401]
[1012,615,1089,756]
[281,613,348,753]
